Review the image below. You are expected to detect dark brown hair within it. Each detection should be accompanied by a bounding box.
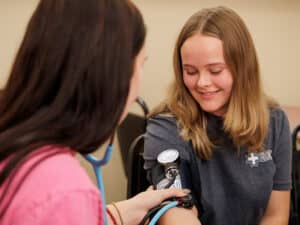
[0,0,146,216]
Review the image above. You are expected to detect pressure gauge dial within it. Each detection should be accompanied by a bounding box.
[157,149,179,165]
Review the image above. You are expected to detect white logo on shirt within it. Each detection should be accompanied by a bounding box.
[245,149,272,167]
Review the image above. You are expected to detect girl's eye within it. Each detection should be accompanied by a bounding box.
[184,69,198,75]
[210,70,222,75]
[187,71,198,75]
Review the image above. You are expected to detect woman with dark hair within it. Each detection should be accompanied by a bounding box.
[0,0,187,224]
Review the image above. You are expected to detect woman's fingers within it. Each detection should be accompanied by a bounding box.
[146,185,154,191]
[137,187,191,208]
[154,188,190,202]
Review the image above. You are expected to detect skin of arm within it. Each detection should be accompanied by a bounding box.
[157,206,201,225]
[106,188,196,225]
[259,190,290,225]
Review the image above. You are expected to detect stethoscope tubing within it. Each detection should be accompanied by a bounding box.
[148,201,179,225]
[83,135,178,225]
[83,137,114,225]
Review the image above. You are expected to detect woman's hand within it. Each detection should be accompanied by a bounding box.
[107,187,190,225]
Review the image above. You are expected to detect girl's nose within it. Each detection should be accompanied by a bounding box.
[196,72,212,87]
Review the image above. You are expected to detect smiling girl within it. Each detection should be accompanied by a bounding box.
[143,6,292,225]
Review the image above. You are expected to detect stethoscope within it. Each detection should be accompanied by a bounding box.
[84,140,193,225]
[83,136,114,225]
[82,97,191,225]
[81,97,149,225]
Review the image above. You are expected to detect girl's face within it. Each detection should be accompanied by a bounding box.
[181,33,233,117]
[120,45,147,122]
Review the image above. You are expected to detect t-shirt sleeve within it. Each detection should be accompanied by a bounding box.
[272,109,292,190]
[19,190,103,225]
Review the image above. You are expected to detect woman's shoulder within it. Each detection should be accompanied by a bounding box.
[26,145,97,193]
[8,145,99,208]
[2,145,101,224]
[269,106,290,131]
[147,114,183,139]
[270,106,287,118]
[266,106,291,150]
[145,113,191,157]
[148,113,178,128]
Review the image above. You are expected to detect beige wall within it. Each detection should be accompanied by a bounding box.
[0,1,39,88]
[0,0,299,202]
[133,0,300,108]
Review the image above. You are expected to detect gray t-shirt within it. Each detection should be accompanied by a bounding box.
[143,107,292,225]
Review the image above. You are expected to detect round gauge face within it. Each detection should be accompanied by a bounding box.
[157,149,179,164]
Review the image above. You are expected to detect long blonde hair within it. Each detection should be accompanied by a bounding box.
[151,6,277,160]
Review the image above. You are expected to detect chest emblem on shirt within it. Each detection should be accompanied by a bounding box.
[245,149,272,167]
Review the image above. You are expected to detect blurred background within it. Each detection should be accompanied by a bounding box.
[0,0,299,202]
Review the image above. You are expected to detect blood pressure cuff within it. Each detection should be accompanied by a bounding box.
[148,163,164,188]
[146,157,207,222]
[147,159,193,190]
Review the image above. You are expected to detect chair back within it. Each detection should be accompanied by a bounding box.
[117,97,150,198]
[290,125,300,225]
